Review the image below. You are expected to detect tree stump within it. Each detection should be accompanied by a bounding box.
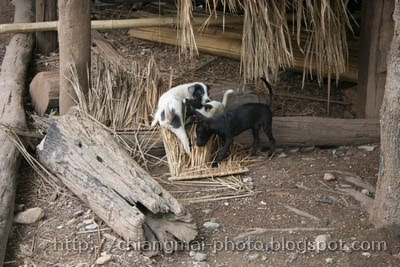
[36,115,197,250]
[29,71,59,115]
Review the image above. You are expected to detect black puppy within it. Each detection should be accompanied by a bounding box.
[193,78,275,167]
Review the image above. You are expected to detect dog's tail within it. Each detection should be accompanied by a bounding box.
[261,77,273,106]
[222,89,234,107]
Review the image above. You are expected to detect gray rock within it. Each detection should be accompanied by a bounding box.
[325,258,333,264]
[278,153,287,158]
[14,207,44,224]
[194,252,207,262]
[361,189,370,196]
[362,252,371,258]
[85,223,98,230]
[203,221,219,230]
[95,254,112,265]
[247,253,259,262]
[358,145,376,152]
[73,210,84,217]
[324,172,336,181]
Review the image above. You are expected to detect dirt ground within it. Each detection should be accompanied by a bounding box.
[1,1,400,266]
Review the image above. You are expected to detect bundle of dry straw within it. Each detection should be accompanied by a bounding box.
[176,0,352,85]
[73,55,167,130]
[161,125,249,181]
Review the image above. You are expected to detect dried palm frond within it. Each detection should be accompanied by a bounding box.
[161,125,250,181]
[175,0,352,88]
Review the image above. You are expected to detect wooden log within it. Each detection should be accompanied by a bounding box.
[59,0,91,114]
[29,71,59,116]
[0,0,34,264]
[0,16,243,34]
[36,115,197,249]
[357,0,394,118]
[129,27,358,82]
[36,0,58,55]
[122,84,379,155]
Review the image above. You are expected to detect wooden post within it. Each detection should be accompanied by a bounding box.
[0,0,34,264]
[357,0,394,118]
[36,0,57,54]
[58,0,91,115]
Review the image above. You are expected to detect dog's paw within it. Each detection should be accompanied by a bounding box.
[212,162,220,168]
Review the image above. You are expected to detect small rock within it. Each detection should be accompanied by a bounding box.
[315,234,331,252]
[325,258,333,264]
[289,148,299,153]
[95,255,112,265]
[316,197,333,204]
[202,209,212,214]
[247,253,259,262]
[140,51,146,56]
[203,221,219,230]
[14,207,44,224]
[57,225,64,229]
[73,210,84,217]
[189,251,196,257]
[85,223,98,230]
[361,189,370,196]
[224,202,229,206]
[358,145,376,152]
[324,172,336,181]
[278,153,287,158]
[243,177,253,183]
[194,252,207,262]
[66,218,77,226]
[83,219,93,225]
[262,175,267,179]
[261,255,267,261]
[260,201,267,205]
[362,252,371,258]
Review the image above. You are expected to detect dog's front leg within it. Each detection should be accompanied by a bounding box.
[212,138,233,167]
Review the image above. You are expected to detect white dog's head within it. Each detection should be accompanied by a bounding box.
[188,82,211,104]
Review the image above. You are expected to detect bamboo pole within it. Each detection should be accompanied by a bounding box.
[0,16,243,34]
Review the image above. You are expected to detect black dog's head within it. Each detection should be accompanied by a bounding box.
[191,111,213,147]
[184,98,213,119]
[188,83,211,105]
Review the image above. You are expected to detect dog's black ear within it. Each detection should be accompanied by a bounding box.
[204,104,213,111]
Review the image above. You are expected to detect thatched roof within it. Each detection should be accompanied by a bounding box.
[177,0,353,84]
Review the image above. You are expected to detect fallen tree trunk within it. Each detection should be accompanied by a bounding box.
[0,16,243,34]
[129,27,358,82]
[36,115,197,251]
[0,0,34,264]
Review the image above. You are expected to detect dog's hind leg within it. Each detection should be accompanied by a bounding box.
[251,126,261,156]
[170,125,191,156]
[213,138,233,167]
[263,125,276,156]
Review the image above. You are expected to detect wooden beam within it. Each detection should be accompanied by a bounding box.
[357,0,394,118]
[58,0,91,115]
[0,16,243,34]
[0,0,34,264]
[35,0,58,55]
